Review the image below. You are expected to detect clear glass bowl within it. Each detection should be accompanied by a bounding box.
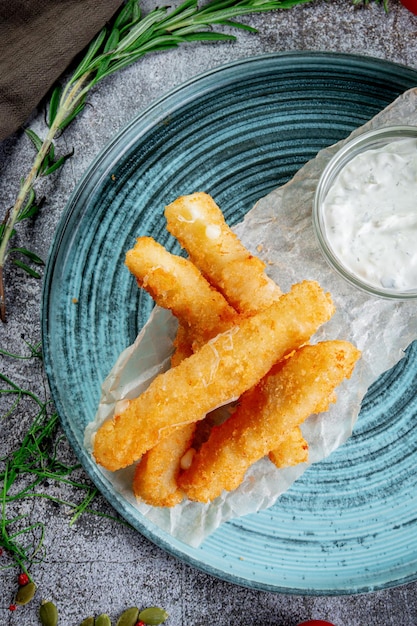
[313,125,417,299]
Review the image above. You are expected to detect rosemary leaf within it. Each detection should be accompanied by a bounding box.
[114,0,138,30]
[178,31,238,41]
[215,19,259,31]
[17,190,44,222]
[11,259,42,278]
[71,28,109,82]
[157,2,201,31]
[41,149,74,176]
[47,85,62,128]
[18,187,36,218]
[97,29,121,78]
[24,129,44,153]
[112,7,170,54]
[104,27,121,54]
[9,248,44,265]
[59,103,86,131]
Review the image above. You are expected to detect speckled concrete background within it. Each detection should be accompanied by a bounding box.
[1,1,417,624]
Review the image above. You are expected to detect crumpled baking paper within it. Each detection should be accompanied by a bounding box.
[85,87,417,547]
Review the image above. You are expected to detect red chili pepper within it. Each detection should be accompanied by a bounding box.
[134,622,145,626]
[9,604,17,611]
[18,572,30,586]
[400,0,417,14]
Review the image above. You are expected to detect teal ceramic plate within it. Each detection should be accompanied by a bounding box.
[42,52,417,595]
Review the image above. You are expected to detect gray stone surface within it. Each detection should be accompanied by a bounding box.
[1,0,417,624]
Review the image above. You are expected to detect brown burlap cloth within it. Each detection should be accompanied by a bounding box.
[0,0,124,141]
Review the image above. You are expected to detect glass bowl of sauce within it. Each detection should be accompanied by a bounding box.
[313,125,417,299]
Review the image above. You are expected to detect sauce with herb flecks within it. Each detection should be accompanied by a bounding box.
[322,137,417,292]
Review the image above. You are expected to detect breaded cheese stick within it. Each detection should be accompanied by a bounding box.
[164,192,282,314]
[132,422,196,507]
[133,324,196,506]
[166,194,310,466]
[93,280,334,471]
[126,236,237,505]
[178,341,361,502]
[125,236,237,349]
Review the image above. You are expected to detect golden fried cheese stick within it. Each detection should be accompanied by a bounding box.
[126,236,238,505]
[132,422,196,507]
[164,192,282,314]
[93,280,334,471]
[178,341,361,503]
[165,193,309,466]
[125,236,237,350]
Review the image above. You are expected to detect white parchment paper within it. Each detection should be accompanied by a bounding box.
[85,88,417,547]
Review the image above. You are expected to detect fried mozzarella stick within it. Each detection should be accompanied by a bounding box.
[165,192,282,314]
[133,422,196,507]
[93,280,334,471]
[126,236,238,505]
[166,193,311,466]
[125,236,237,351]
[178,341,361,503]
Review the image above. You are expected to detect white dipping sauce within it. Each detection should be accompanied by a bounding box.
[322,137,417,292]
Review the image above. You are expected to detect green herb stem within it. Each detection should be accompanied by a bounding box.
[0,73,90,322]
